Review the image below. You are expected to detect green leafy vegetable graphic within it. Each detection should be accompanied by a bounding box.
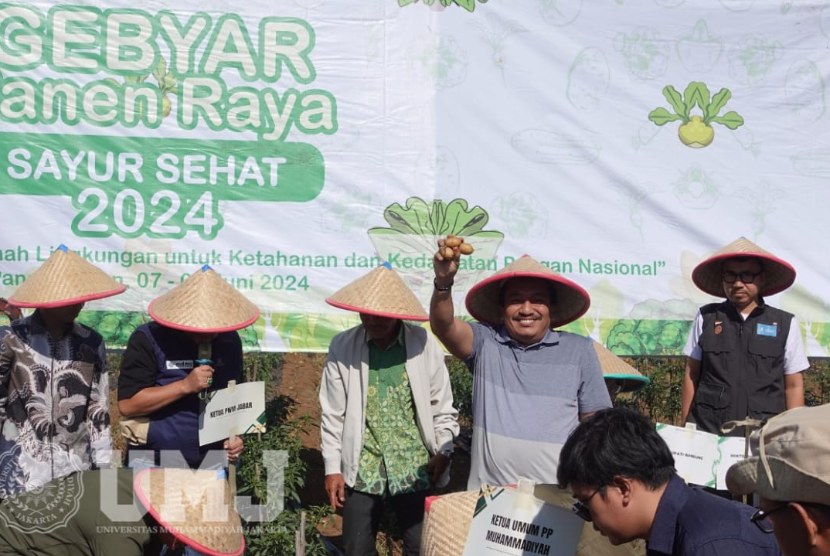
[648,82,744,148]
[367,197,504,298]
[606,319,692,356]
[398,0,487,12]
[374,197,498,238]
[104,56,178,118]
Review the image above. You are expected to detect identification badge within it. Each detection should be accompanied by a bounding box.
[756,323,778,337]
[167,359,195,370]
[714,320,723,335]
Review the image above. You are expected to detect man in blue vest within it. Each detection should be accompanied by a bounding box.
[118,265,259,471]
[681,237,808,438]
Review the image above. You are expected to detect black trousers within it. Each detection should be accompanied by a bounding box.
[342,488,428,556]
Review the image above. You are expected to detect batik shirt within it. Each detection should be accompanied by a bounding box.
[353,331,431,496]
[0,311,112,497]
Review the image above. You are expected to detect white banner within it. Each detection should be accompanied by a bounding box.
[656,423,750,489]
[1,0,829,353]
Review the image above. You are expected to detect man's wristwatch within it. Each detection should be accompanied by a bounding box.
[434,278,453,291]
[439,448,454,458]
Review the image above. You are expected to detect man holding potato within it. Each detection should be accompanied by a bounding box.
[431,242,611,489]
[320,264,459,556]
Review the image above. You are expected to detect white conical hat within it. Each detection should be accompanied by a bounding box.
[692,237,795,297]
[326,263,428,321]
[148,266,260,333]
[9,244,125,308]
[465,255,590,327]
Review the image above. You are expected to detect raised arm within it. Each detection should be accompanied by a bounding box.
[430,238,474,360]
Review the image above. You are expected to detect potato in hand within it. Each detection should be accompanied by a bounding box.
[441,235,474,257]
[445,235,463,248]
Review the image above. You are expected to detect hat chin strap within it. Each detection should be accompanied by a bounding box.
[721,417,774,489]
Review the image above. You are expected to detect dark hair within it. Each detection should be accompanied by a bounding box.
[557,408,675,490]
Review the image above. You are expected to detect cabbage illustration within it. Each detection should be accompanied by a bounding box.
[367,198,504,300]
[411,34,468,90]
[398,0,487,12]
[674,165,720,209]
[614,28,670,81]
[493,192,548,239]
[728,35,782,86]
[785,60,826,124]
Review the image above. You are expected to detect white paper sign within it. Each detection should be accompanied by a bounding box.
[656,424,720,488]
[716,436,750,491]
[198,382,266,446]
[462,485,582,556]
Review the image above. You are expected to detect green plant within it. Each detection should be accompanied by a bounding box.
[614,357,685,425]
[447,357,473,425]
[648,82,744,147]
[236,354,333,554]
[398,0,488,12]
[79,310,148,349]
[805,359,830,406]
[244,504,333,556]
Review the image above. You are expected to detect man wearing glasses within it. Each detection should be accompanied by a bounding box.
[727,404,830,556]
[558,408,782,555]
[680,237,808,439]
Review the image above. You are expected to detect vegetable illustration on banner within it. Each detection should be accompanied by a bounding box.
[398,0,487,12]
[648,82,744,148]
[367,197,504,300]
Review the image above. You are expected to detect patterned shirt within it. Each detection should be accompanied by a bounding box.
[0,311,112,497]
[353,330,431,496]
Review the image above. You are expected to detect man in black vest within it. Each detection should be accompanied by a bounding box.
[681,237,808,438]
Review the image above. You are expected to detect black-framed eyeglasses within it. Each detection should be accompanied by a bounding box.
[572,487,602,522]
[750,505,789,533]
[721,270,761,284]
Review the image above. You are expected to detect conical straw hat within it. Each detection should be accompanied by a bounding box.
[134,468,245,556]
[692,237,795,298]
[9,244,125,308]
[326,263,428,321]
[148,266,260,333]
[593,341,650,394]
[465,255,590,327]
